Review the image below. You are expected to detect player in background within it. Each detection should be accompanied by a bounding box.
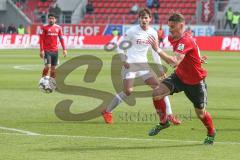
[102,8,181,125]
[157,24,165,48]
[39,13,67,79]
[147,13,216,144]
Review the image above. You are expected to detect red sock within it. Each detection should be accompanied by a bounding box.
[200,111,215,136]
[50,70,56,79]
[42,67,49,77]
[153,99,167,124]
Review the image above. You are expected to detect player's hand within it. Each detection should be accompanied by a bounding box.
[40,50,44,59]
[159,73,167,81]
[201,55,208,64]
[147,35,159,52]
[63,50,67,57]
[123,62,130,69]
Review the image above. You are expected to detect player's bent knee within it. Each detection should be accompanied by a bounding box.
[194,108,205,119]
[152,95,163,101]
[124,88,133,96]
[50,66,56,70]
[45,64,51,68]
[152,85,169,100]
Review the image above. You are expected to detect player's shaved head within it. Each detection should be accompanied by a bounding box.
[138,8,152,18]
[168,13,185,23]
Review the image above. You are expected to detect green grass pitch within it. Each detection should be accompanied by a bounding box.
[0,49,240,160]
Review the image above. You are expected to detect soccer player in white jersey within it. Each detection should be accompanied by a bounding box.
[102,8,181,125]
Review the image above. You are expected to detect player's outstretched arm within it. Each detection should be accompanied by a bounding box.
[148,35,184,67]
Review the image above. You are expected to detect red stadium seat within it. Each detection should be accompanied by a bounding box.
[81,0,197,24]
[179,3,185,8]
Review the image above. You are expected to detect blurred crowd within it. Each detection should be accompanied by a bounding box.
[12,0,60,23]
[85,0,161,24]
[128,0,161,24]
[0,24,26,34]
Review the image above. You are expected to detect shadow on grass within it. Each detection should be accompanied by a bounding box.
[34,143,203,152]
[191,128,240,132]
[23,121,155,125]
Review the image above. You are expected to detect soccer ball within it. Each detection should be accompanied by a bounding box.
[38,76,56,93]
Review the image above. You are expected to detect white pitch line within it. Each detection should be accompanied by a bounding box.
[0,130,240,145]
[0,126,40,136]
[38,134,240,145]
[13,64,41,71]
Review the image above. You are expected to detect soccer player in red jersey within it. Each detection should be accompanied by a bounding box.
[147,13,216,144]
[39,13,67,79]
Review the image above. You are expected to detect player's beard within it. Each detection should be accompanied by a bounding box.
[49,21,54,25]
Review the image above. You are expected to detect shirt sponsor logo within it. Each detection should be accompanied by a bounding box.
[177,43,185,51]
[136,39,150,45]
[47,33,58,36]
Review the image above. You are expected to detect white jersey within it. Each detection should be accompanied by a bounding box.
[118,25,160,64]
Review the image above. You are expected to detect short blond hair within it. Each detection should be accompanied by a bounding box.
[168,13,185,22]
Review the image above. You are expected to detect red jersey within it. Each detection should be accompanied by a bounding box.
[39,24,66,52]
[168,32,207,85]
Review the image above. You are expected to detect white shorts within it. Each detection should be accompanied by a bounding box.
[122,68,153,81]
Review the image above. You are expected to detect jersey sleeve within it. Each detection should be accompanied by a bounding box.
[175,38,193,55]
[58,26,63,38]
[58,27,66,50]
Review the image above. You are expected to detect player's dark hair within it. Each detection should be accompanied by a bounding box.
[48,13,56,18]
[168,13,185,22]
[138,8,152,18]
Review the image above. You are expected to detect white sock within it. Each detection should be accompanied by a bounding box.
[164,96,172,115]
[105,92,128,113]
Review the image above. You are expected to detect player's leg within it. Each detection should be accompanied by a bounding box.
[148,52,180,124]
[50,52,58,79]
[195,108,215,145]
[42,51,51,77]
[106,78,134,112]
[184,80,215,144]
[102,78,134,124]
[145,74,181,125]
[144,76,168,124]
[50,66,56,78]
[42,65,50,77]
[148,73,182,136]
[148,82,171,136]
[148,52,181,125]
[164,96,181,125]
